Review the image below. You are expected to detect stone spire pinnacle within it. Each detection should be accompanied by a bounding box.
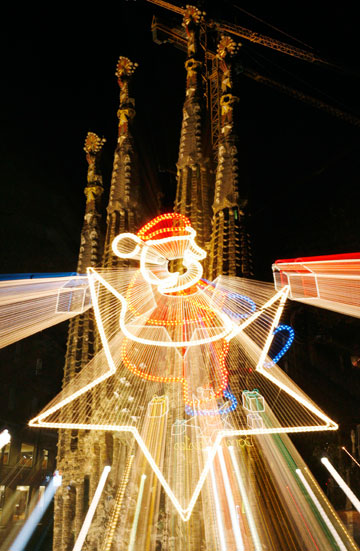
[115,56,138,139]
[103,56,140,266]
[77,132,106,272]
[207,36,253,278]
[174,5,213,250]
[53,132,105,550]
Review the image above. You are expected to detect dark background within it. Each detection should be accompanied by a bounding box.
[0,0,360,508]
[1,1,360,277]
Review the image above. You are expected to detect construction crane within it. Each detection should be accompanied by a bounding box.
[149,2,360,154]
[147,0,333,65]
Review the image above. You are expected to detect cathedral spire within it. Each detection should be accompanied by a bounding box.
[115,56,137,140]
[77,132,106,272]
[207,36,253,279]
[53,133,105,551]
[174,5,213,250]
[103,56,140,266]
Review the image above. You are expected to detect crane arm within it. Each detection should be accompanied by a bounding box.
[244,69,360,128]
[146,0,185,16]
[146,0,331,65]
[151,16,360,129]
[215,21,327,65]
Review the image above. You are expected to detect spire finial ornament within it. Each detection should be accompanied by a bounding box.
[115,56,138,136]
[83,132,106,203]
[182,5,205,59]
[115,56,138,83]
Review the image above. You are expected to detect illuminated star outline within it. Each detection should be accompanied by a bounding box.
[30,268,337,521]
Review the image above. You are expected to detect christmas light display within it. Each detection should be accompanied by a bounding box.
[28,214,338,524]
[273,253,360,317]
[0,274,90,349]
[2,214,359,550]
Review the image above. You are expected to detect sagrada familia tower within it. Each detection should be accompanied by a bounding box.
[54,6,253,551]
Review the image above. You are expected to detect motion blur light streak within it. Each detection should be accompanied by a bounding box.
[342,446,360,469]
[72,466,111,551]
[0,275,90,349]
[209,456,227,551]
[128,474,147,551]
[0,429,10,449]
[285,484,320,551]
[228,446,262,551]
[9,472,62,551]
[303,466,359,551]
[296,469,347,551]
[217,446,244,551]
[273,254,360,318]
[321,457,360,514]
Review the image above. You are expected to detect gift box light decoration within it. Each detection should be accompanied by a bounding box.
[242,389,265,412]
[247,412,264,430]
[56,277,91,314]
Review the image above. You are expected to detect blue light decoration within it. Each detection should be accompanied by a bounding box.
[200,279,256,321]
[223,293,256,320]
[264,324,295,368]
[185,386,237,417]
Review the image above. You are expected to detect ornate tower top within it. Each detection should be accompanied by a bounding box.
[208,36,253,278]
[102,57,141,266]
[182,5,204,58]
[174,5,213,250]
[84,131,106,155]
[79,132,105,271]
[217,35,240,93]
[181,6,205,100]
[83,132,106,206]
[115,56,138,138]
[213,36,241,212]
[217,35,239,61]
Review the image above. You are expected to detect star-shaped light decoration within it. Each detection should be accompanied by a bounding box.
[30,214,337,520]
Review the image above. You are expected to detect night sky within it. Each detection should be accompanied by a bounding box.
[1,1,360,278]
[1,1,360,472]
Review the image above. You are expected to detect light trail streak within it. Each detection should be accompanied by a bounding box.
[209,459,227,551]
[342,446,360,469]
[285,485,320,551]
[321,457,360,514]
[217,447,244,551]
[10,472,62,551]
[103,454,134,551]
[296,469,347,551]
[228,446,262,551]
[256,286,289,370]
[72,466,111,551]
[128,474,147,551]
[304,467,359,551]
[0,429,10,449]
[89,267,232,348]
